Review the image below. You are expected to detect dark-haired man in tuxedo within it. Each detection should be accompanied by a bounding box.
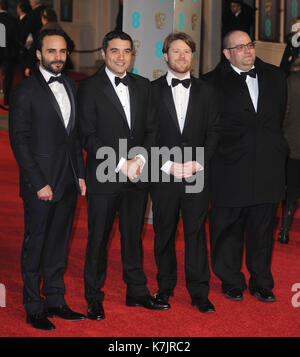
[204,30,287,303]
[150,32,219,313]
[77,30,165,321]
[0,0,18,105]
[9,29,86,331]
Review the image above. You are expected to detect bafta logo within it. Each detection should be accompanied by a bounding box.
[155,12,166,29]
[153,69,164,80]
[133,40,141,56]
[191,14,197,30]
[265,0,272,17]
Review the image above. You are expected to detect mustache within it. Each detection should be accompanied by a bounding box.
[50,61,65,65]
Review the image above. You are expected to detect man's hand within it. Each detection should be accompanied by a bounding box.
[170,161,203,179]
[121,157,143,180]
[79,178,86,196]
[37,185,53,201]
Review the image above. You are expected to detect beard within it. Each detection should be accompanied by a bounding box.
[167,59,192,76]
[41,56,66,75]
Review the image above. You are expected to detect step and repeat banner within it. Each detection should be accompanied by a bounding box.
[123,0,202,80]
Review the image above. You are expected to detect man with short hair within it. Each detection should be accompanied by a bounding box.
[150,32,219,313]
[222,0,254,37]
[0,0,18,105]
[9,28,86,331]
[204,30,287,303]
[77,30,165,321]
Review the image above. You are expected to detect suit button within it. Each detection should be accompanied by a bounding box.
[130,135,134,140]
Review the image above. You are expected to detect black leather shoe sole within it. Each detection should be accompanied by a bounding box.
[47,312,86,321]
[47,307,86,321]
[191,300,216,313]
[87,312,105,320]
[126,296,169,310]
[224,288,244,301]
[26,316,56,331]
[250,290,276,302]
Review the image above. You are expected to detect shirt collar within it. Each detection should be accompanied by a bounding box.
[105,67,127,86]
[230,63,255,75]
[39,65,62,83]
[166,70,191,87]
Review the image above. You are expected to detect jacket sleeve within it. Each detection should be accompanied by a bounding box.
[203,85,220,166]
[77,81,105,156]
[9,84,48,192]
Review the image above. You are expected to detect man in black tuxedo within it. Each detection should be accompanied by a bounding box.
[22,0,46,77]
[9,29,86,331]
[0,0,18,105]
[204,30,287,303]
[77,30,167,321]
[222,1,254,37]
[150,32,219,313]
[16,1,32,78]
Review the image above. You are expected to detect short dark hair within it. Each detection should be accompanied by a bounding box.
[37,28,68,51]
[101,30,133,53]
[0,0,8,10]
[163,32,196,54]
[17,1,32,14]
[41,8,58,23]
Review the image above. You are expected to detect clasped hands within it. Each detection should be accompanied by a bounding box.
[120,157,143,180]
[170,161,203,179]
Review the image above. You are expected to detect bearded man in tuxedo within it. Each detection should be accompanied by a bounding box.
[9,29,86,331]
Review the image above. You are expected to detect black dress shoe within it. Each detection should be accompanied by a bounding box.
[47,305,86,321]
[250,287,276,302]
[26,312,56,331]
[153,290,172,308]
[87,301,105,320]
[126,294,170,310]
[278,230,289,244]
[191,297,215,313]
[224,287,244,301]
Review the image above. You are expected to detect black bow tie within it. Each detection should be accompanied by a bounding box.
[48,76,64,84]
[115,75,129,86]
[171,78,191,88]
[240,68,256,79]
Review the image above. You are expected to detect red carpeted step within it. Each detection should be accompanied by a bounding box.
[0,130,300,337]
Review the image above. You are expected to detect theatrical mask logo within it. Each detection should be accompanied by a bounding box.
[133,40,141,56]
[155,13,166,29]
[153,69,164,80]
[191,14,197,30]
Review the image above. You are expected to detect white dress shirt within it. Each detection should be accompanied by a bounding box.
[161,70,191,175]
[39,66,71,128]
[105,67,145,173]
[231,64,259,112]
[105,67,131,129]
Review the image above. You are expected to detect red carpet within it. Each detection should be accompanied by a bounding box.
[1,127,300,339]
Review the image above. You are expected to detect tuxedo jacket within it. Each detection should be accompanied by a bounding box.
[77,69,157,194]
[150,74,219,195]
[204,57,288,207]
[0,12,18,62]
[9,70,85,202]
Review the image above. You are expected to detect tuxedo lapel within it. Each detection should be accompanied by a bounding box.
[226,67,257,114]
[127,75,137,130]
[256,69,266,114]
[62,75,76,133]
[35,71,69,134]
[182,77,196,134]
[161,77,181,134]
[99,71,129,128]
